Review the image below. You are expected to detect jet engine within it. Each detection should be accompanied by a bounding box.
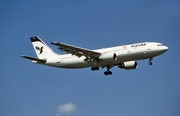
[99,53,117,62]
[118,61,138,70]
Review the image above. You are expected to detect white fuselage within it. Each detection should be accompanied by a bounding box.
[41,42,168,68]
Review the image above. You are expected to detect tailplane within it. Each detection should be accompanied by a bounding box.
[21,55,47,63]
[31,36,59,58]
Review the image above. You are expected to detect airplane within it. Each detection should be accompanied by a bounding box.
[21,36,168,75]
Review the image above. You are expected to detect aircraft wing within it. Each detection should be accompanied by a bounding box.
[21,55,47,63]
[51,42,101,59]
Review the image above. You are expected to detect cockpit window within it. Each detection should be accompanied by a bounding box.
[157,44,163,46]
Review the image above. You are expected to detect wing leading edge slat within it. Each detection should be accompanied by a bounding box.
[51,42,101,58]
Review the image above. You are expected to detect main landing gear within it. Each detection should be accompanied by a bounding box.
[91,59,112,75]
[91,59,99,71]
[91,65,112,76]
[104,71,112,75]
[104,65,112,76]
[148,58,153,65]
[91,66,99,71]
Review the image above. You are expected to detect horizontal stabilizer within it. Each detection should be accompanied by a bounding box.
[21,55,46,63]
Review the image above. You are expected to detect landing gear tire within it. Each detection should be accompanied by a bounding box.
[95,67,99,70]
[148,62,152,65]
[104,71,112,75]
[91,67,95,71]
[91,66,99,71]
[104,71,108,75]
[109,71,112,75]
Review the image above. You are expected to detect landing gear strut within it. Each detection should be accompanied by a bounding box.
[104,65,112,75]
[91,58,99,71]
[148,58,153,65]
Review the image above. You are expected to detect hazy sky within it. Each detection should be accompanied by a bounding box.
[1,0,180,116]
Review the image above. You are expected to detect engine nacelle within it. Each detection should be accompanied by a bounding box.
[99,53,117,62]
[119,61,138,70]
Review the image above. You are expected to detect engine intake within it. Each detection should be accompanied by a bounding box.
[119,61,138,70]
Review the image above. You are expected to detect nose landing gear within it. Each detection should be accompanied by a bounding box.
[148,58,153,65]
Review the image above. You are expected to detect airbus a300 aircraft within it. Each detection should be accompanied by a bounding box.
[21,36,168,75]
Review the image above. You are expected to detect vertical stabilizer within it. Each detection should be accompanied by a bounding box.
[31,36,59,58]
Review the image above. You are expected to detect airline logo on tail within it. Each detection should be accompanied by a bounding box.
[35,46,43,54]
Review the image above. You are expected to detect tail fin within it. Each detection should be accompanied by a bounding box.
[31,36,59,58]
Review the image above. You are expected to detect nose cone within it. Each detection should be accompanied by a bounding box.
[163,46,168,52]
